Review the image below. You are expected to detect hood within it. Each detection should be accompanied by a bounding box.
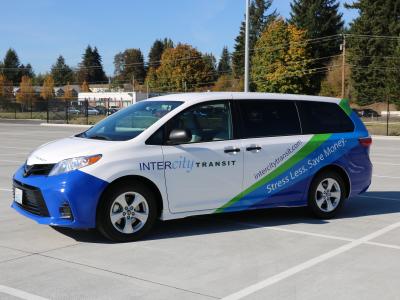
[26,137,114,165]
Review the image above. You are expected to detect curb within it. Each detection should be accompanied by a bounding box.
[40,123,91,128]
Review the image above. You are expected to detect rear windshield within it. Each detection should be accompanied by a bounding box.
[296,101,355,134]
[78,101,183,141]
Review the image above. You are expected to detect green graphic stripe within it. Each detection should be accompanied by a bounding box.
[216,133,332,212]
[339,98,352,116]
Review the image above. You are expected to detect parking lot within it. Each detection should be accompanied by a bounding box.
[0,122,400,300]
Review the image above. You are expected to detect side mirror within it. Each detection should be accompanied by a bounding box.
[168,129,191,144]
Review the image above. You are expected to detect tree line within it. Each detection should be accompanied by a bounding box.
[1,0,399,107]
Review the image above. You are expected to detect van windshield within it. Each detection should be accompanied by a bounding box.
[78,101,183,141]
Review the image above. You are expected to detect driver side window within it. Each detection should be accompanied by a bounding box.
[166,101,233,144]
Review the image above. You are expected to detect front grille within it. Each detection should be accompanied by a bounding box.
[13,180,50,217]
[24,164,55,177]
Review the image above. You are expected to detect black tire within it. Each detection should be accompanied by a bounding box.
[308,170,347,219]
[97,181,158,242]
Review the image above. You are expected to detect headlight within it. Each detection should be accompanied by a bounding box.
[49,154,102,176]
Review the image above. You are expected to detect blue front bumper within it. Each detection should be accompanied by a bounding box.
[12,165,108,228]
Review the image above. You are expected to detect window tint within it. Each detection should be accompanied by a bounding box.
[238,100,301,138]
[297,101,354,134]
[164,101,233,144]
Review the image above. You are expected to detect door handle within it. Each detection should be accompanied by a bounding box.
[224,147,241,154]
[246,146,262,151]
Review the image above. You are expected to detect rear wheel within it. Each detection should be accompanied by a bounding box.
[308,171,346,218]
[97,182,158,242]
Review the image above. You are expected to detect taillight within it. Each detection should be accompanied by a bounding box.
[359,136,372,148]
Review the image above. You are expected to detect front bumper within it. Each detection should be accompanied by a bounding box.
[12,165,108,228]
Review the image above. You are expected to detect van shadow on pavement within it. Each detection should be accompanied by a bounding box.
[53,191,400,243]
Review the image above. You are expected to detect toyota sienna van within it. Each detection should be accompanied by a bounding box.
[12,93,372,241]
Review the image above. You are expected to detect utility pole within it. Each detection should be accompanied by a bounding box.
[341,34,346,98]
[132,75,135,93]
[244,0,250,93]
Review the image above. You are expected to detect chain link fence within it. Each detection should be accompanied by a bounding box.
[0,98,119,125]
[0,96,399,135]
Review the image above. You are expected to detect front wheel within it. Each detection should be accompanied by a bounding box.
[308,171,346,219]
[97,182,158,242]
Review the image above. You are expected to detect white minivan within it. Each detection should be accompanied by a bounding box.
[12,92,372,241]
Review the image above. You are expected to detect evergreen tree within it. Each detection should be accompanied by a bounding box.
[19,63,34,79]
[346,0,400,105]
[148,38,174,69]
[232,0,277,79]
[163,38,174,49]
[2,49,21,84]
[203,53,218,83]
[92,47,107,83]
[77,46,107,84]
[114,48,146,84]
[148,40,165,69]
[217,46,232,75]
[290,0,344,94]
[51,56,74,86]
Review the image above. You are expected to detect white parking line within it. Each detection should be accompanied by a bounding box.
[0,146,32,150]
[0,285,49,300]
[373,175,400,179]
[373,162,400,166]
[371,153,400,157]
[0,188,12,192]
[0,159,22,163]
[228,220,353,242]
[221,220,400,300]
[357,195,400,202]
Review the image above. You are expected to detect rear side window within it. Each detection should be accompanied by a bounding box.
[296,101,354,134]
[238,100,301,138]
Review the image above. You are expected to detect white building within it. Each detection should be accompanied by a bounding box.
[78,92,148,108]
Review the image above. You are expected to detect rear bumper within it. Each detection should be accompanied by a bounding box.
[347,148,373,197]
[11,165,108,228]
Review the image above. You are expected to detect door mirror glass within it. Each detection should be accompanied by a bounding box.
[168,129,192,144]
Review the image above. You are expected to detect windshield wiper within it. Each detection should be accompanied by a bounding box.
[88,135,111,140]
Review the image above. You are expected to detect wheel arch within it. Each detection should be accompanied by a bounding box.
[96,175,164,223]
[312,164,351,198]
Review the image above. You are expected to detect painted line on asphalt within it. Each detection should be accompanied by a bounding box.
[0,285,49,300]
[0,159,23,163]
[226,219,400,252]
[227,220,353,242]
[221,220,400,300]
[357,195,400,202]
[367,242,400,251]
[373,175,400,179]
[0,188,12,192]
[373,162,400,166]
[0,146,32,150]
[371,153,400,158]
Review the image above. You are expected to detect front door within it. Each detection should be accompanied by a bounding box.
[161,101,243,213]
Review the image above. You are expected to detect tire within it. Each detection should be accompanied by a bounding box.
[308,170,347,219]
[97,181,158,242]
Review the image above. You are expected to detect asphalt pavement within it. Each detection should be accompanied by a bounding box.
[0,123,399,300]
